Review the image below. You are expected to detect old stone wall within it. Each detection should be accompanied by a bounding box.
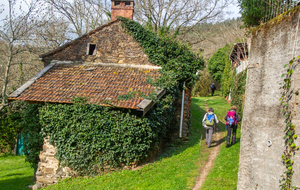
[34,138,72,189]
[42,21,154,66]
[237,11,300,189]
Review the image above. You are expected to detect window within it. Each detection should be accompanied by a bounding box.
[125,1,131,6]
[87,44,96,55]
[115,1,121,6]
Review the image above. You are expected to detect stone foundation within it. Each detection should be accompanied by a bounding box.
[33,138,72,189]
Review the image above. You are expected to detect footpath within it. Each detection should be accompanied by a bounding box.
[193,97,227,190]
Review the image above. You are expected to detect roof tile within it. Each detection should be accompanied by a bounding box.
[14,64,160,109]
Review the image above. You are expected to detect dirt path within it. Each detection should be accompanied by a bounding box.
[192,98,224,190]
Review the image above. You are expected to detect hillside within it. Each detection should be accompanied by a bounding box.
[179,18,245,59]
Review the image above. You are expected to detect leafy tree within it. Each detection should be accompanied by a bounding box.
[238,0,298,27]
[238,0,266,27]
[208,44,232,82]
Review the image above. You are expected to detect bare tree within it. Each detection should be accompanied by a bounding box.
[45,0,111,37]
[0,0,46,109]
[134,0,233,36]
[178,18,245,58]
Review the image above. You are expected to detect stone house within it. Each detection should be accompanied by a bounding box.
[8,0,192,188]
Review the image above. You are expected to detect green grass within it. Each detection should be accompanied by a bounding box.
[0,155,34,190]
[201,96,241,190]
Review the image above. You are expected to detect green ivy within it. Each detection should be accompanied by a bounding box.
[279,57,299,190]
[20,104,43,170]
[220,52,234,97]
[231,69,247,118]
[117,17,204,89]
[0,101,24,154]
[39,96,175,176]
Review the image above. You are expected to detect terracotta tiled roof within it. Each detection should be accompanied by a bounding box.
[11,64,160,109]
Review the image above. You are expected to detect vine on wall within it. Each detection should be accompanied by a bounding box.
[20,104,43,170]
[231,69,247,119]
[279,57,299,190]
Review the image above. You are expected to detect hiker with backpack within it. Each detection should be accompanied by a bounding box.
[224,106,241,148]
[210,83,216,96]
[202,108,219,148]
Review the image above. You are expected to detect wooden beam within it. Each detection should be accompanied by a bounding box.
[136,88,166,116]
[54,60,162,70]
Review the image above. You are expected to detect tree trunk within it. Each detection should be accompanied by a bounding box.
[1,45,13,107]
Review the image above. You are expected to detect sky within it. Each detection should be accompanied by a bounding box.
[224,0,241,19]
[0,0,241,23]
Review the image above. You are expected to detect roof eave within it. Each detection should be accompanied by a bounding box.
[136,89,166,116]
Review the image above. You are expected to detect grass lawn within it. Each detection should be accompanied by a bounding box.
[0,155,34,190]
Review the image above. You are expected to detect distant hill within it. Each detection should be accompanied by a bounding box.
[178,18,245,59]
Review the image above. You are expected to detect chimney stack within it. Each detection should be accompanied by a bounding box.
[111,0,134,21]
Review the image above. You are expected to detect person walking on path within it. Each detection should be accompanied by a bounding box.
[210,83,216,96]
[202,108,219,148]
[224,106,241,148]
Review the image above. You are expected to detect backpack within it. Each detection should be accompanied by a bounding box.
[211,84,215,90]
[226,110,236,125]
[205,112,215,126]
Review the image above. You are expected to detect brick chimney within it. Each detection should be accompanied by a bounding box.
[111,0,134,21]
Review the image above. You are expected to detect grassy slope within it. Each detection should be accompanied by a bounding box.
[0,155,34,190]
[44,97,209,190]
[201,96,241,190]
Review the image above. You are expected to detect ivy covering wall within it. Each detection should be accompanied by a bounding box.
[231,69,247,118]
[220,54,234,98]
